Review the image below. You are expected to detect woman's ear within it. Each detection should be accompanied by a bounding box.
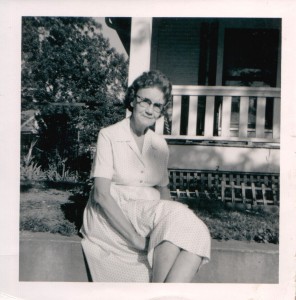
[130,101,134,107]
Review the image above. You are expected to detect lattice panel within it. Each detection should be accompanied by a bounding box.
[168,169,279,205]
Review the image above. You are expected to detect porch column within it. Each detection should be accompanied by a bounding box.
[128,18,153,85]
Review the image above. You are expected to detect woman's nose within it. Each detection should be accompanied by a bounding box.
[146,103,154,114]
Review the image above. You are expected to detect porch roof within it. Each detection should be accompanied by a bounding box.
[105,17,131,55]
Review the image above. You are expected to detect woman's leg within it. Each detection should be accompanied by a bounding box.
[164,250,202,283]
[152,241,203,283]
[151,241,181,282]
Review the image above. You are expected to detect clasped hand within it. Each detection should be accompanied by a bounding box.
[132,235,149,251]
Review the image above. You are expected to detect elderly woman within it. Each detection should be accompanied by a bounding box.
[80,70,211,282]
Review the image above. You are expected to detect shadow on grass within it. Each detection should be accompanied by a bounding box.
[60,181,92,234]
[60,193,88,233]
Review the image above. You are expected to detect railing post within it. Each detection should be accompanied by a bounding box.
[171,95,182,135]
[273,97,281,139]
[239,96,249,138]
[221,96,232,137]
[256,97,266,138]
[188,96,198,136]
[204,96,215,137]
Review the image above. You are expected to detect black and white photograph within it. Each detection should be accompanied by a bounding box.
[0,1,296,300]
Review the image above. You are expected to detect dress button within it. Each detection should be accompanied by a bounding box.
[141,171,144,174]
[140,180,143,183]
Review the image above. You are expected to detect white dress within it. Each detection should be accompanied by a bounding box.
[80,117,211,282]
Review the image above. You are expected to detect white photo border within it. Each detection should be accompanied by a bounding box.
[0,0,295,299]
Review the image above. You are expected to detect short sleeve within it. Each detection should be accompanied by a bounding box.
[157,143,170,187]
[90,130,114,179]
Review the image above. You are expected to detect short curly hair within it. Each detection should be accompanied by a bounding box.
[124,70,172,113]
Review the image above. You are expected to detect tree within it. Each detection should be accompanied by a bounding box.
[22,17,128,106]
[21,17,128,175]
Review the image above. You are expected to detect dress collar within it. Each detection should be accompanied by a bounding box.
[114,117,154,143]
[113,117,132,142]
[114,117,158,159]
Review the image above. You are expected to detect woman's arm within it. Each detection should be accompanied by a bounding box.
[93,177,147,251]
[155,185,171,200]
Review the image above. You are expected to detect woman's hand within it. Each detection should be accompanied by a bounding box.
[93,178,150,251]
[132,235,149,251]
[155,185,172,200]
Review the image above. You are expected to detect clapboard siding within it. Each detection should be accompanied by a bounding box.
[151,18,201,85]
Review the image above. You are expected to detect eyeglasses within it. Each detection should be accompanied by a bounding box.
[135,95,164,114]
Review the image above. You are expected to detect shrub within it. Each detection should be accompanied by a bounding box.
[193,199,279,244]
[20,215,77,236]
[46,165,79,182]
[20,159,47,181]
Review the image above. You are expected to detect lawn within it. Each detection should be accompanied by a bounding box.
[20,186,78,236]
[20,184,279,243]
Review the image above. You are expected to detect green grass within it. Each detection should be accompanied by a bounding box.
[20,188,78,236]
[20,186,279,243]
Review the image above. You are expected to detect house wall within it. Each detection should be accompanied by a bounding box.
[150,18,281,87]
[151,18,202,85]
[168,144,280,173]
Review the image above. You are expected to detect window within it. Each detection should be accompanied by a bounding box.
[223,28,280,87]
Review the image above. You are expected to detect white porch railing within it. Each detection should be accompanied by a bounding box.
[155,85,281,143]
